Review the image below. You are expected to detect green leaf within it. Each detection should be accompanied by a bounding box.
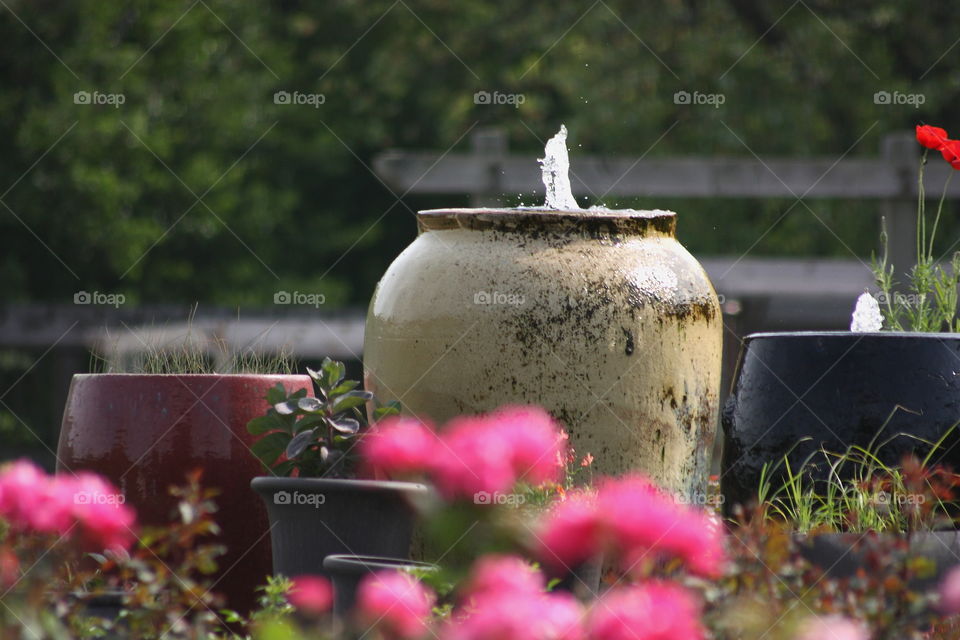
[331,390,373,414]
[373,401,402,421]
[271,460,297,477]
[293,413,327,433]
[265,383,289,406]
[306,367,324,385]
[330,379,360,396]
[321,358,346,388]
[252,432,290,467]
[285,429,316,459]
[247,411,287,435]
[329,417,360,434]
[297,397,324,413]
[274,401,298,415]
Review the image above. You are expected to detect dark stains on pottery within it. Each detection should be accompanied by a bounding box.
[622,327,635,356]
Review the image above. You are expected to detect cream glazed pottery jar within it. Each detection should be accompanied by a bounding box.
[363,208,722,497]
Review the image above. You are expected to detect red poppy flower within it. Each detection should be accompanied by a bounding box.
[917,124,949,150]
[941,139,960,170]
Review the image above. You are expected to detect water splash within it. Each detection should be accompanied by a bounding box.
[850,292,883,332]
[539,125,580,210]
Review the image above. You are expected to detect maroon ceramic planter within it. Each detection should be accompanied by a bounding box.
[56,373,312,612]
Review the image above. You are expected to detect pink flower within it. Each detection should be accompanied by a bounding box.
[535,475,725,578]
[356,571,435,639]
[586,582,704,640]
[288,575,333,614]
[598,475,725,578]
[0,462,137,551]
[940,565,960,615]
[0,460,71,535]
[444,590,584,640]
[537,491,601,570]
[487,406,565,486]
[65,473,137,552]
[429,415,517,499]
[461,554,544,600]
[428,406,566,500]
[793,615,867,640]
[362,417,438,479]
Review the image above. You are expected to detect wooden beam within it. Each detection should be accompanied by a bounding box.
[373,130,957,201]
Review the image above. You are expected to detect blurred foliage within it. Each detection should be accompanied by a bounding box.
[1,0,960,307]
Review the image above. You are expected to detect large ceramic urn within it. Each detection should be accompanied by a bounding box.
[363,208,722,496]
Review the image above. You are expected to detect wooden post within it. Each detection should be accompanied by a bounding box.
[469,127,507,207]
[880,132,919,288]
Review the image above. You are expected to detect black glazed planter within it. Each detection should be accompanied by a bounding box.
[722,332,960,508]
[323,554,437,616]
[251,478,428,578]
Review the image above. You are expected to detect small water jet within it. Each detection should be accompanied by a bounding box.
[538,125,580,210]
[850,292,883,332]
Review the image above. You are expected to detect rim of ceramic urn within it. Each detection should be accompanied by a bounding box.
[322,554,438,573]
[417,207,677,236]
[71,373,311,379]
[251,476,430,494]
[745,330,960,341]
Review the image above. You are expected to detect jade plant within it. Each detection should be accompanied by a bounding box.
[246,358,399,478]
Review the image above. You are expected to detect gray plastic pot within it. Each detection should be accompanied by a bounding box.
[251,477,429,578]
[322,554,437,616]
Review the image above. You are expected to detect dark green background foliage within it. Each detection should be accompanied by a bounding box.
[3,1,960,308]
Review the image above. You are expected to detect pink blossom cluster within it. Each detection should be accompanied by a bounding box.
[289,571,435,638]
[940,565,960,615]
[793,615,867,640]
[362,406,566,499]
[587,581,705,640]
[442,554,706,640]
[0,460,136,552]
[537,474,725,578]
[356,570,436,639]
[441,554,585,640]
[287,575,334,614]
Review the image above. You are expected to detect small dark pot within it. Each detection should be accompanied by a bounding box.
[72,590,127,621]
[323,554,437,616]
[721,332,960,508]
[551,556,603,600]
[251,477,428,578]
[797,531,960,591]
